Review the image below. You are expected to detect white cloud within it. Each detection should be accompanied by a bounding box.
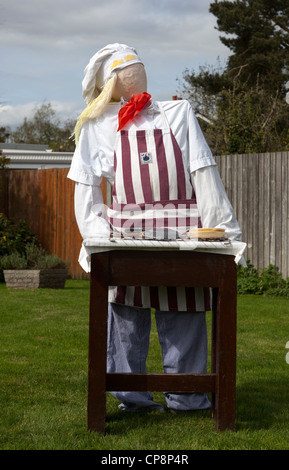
[0,0,230,127]
[0,0,225,58]
[0,103,37,128]
[0,101,82,129]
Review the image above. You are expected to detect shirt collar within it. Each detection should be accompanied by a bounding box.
[120,97,159,114]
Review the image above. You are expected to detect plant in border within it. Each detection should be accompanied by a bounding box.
[0,241,68,271]
[0,213,36,258]
[237,259,289,297]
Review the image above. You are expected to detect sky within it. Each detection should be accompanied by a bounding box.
[0,0,231,129]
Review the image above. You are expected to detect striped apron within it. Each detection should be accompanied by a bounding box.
[107,102,211,312]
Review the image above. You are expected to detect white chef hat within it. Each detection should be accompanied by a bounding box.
[82,43,144,104]
[72,43,144,145]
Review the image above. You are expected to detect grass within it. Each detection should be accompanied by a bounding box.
[0,280,289,450]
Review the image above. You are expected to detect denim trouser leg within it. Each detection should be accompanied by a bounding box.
[155,310,211,410]
[107,302,210,411]
[107,302,164,410]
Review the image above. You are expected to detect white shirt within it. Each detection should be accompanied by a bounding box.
[68,99,242,268]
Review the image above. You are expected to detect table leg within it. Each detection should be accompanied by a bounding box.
[87,253,109,433]
[215,280,237,431]
[210,287,218,419]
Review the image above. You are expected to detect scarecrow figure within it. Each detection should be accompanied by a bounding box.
[68,44,242,412]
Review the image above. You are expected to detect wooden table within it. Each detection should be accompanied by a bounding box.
[87,249,237,433]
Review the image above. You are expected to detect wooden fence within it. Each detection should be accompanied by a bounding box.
[0,168,106,279]
[215,151,289,279]
[1,150,289,279]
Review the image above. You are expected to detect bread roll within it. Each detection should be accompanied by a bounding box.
[189,228,225,240]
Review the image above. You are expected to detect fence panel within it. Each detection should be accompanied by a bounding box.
[215,151,289,278]
[4,169,107,279]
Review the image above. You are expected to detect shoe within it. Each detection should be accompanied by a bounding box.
[119,403,165,412]
[169,405,211,414]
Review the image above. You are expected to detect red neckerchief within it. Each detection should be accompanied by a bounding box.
[118,92,151,131]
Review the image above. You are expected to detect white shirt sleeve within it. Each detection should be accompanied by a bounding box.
[67,109,117,186]
[186,102,216,173]
[68,123,103,186]
[68,110,117,241]
[191,165,242,241]
[74,182,111,239]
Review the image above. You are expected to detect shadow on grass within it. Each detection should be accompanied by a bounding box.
[104,400,213,436]
[64,286,90,290]
[236,376,289,431]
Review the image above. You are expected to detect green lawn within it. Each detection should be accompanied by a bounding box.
[0,280,288,450]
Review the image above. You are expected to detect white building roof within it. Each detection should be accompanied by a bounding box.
[2,149,73,169]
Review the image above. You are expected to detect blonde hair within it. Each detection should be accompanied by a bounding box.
[72,73,117,146]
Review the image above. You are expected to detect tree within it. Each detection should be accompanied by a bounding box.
[179,0,289,154]
[209,0,289,92]
[0,149,10,169]
[0,126,11,143]
[12,103,75,152]
[206,78,289,154]
[12,103,58,145]
[50,118,77,152]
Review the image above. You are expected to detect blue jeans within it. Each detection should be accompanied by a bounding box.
[107,302,211,411]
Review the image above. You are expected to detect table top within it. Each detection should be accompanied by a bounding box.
[82,237,247,266]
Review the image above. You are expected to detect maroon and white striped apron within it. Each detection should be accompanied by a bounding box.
[107,102,211,312]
